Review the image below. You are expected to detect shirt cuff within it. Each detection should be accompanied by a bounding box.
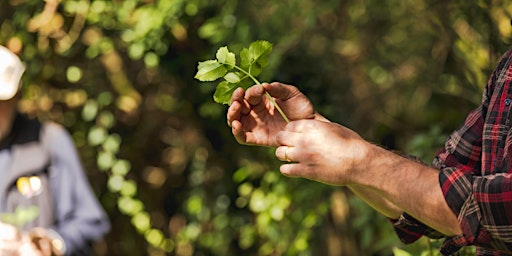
[438,167,481,254]
[390,213,445,244]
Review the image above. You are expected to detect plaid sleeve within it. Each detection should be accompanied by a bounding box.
[389,213,445,244]
[439,167,512,254]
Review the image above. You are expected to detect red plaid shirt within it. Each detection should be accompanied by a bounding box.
[392,48,512,255]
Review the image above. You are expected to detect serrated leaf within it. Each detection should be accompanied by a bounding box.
[249,64,262,77]
[214,81,238,104]
[224,72,241,83]
[195,60,228,81]
[239,78,254,90]
[240,48,251,70]
[249,40,272,67]
[216,46,236,67]
[239,41,272,77]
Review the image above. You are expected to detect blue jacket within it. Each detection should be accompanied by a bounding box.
[0,114,110,255]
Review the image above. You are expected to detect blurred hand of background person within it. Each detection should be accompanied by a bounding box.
[0,221,22,256]
[0,222,56,256]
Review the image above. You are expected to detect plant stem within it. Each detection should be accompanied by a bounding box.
[233,66,290,123]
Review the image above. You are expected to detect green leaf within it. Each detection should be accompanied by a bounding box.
[239,77,254,90]
[249,40,272,67]
[249,64,263,77]
[194,40,288,122]
[213,81,238,104]
[224,72,241,83]
[240,48,251,70]
[392,247,413,256]
[195,60,228,81]
[216,46,236,66]
[240,40,272,76]
[240,49,262,77]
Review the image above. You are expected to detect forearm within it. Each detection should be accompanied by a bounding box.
[355,144,462,236]
[313,113,403,219]
[348,185,402,219]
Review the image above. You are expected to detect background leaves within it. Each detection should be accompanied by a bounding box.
[1,0,510,255]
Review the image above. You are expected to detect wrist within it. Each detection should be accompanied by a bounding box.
[350,143,402,187]
[343,139,379,185]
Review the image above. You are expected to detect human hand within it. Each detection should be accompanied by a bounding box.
[28,228,62,256]
[18,233,48,256]
[274,119,369,185]
[0,222,22,255]
[227,82,315,147]
[0,222,61,256]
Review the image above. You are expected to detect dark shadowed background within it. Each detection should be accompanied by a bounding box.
[1,1,510,255]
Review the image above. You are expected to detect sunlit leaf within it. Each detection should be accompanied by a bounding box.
[88,126,107,146]
[224,72,241,83]
[213,81,238,104]
[97,151,115,170]
[112,159,131,176]
[216,46,236,66]
[121,180,137,197]
[145,229,164,247]
[249,189,267,213]
[248,40,272,67]
[108,174,124,192]
[195,60,228,81]
[392,247,414,256]
[131,212,151,233]
[118,196,144,215]
[66,66,82,83]
[82,100,98,122]
[103,133,121,152]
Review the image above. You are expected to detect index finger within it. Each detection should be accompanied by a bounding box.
[244,83,266,105]
[230,87,245,106]
[263,82,301,101]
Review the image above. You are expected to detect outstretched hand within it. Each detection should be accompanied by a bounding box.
[227,82,315,147]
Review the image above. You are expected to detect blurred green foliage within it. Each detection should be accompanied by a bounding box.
[0,0,510,255]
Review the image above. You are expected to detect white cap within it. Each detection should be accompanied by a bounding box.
[0,45,25,100]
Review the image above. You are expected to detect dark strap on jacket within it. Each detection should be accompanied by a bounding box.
[0,114,41,150]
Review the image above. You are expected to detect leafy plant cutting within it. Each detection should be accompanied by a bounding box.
[194,40,289,123]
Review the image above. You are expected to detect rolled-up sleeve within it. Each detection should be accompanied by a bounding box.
[438,167,512,254]
[391,48,512,255]
[389,167,512,255]
[390,213,444,244]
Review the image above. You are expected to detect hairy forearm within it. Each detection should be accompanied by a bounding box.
[355,144,462,236]
[348,185,402,219]
[313,113,403,219]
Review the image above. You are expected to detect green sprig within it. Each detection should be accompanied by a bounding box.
[195,40,289,123]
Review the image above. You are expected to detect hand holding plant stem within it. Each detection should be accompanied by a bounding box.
[194,40,290,123]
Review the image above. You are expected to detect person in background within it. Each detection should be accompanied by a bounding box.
[0,45,110,255]
[227,47,512,255]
